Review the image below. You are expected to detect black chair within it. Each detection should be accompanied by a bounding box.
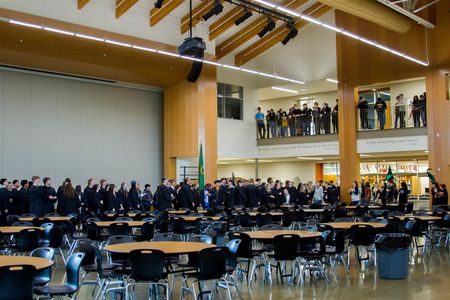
[349,224,376,267]
[194,217,213,234]
[39,222,54,245]
[227,231,262,284]
[126,249,169,300]
[137,221,155,241]
[6,214,20,225]
[0,265,36,300]
[256,213,272,227]
[325,229,350,279]
[30,247,55,286]
[153,232,182,241]
[21,213,37,218]
[105,235,135,266]
[281,210,295,227]
[401,218,423,252]
[44,213,60,217]
[316,224,334,233]
[108,222,130,236]
[175,234,214,274]
[39,226,66,263]
[265,234,300,285]
[85,222,103,243]
[320,209,334,223]
[12,221,34,227]
[16,228,41,253]
[115,216,133,221]
[334,217,353,222]
[171,217,190,238]
[235,213,252,228]
[32,217,51,227]
[260,224,283,230]
[294,209,307,223]
[34,252,85,299]
[298,236,329,285]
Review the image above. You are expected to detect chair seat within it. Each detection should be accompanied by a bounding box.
[83,263,119,272]
[101,268,131,278]
[34,277,50,286]
[34,284,77,296]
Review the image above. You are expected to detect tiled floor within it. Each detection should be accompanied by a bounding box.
[62,246,450,300]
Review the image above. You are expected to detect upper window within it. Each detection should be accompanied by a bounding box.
[217,83,243,120]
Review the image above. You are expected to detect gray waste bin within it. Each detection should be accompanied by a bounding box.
[375,233,411,279]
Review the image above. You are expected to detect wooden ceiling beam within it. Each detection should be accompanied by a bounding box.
[116,0,139,18]
[209,6,245,41]
[234,3,332,66]
[77,0,90,9]
[215,0,307,59]
[150,0,186,26]
[180,0,225,34]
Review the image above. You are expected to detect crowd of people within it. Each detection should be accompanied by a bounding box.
[2,174,446,223]
[357,93,427,130]
[255,100,339,139]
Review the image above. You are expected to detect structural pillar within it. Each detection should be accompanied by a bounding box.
[163,65,218,184]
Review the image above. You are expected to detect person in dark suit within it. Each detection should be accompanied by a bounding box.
[286,180,298,205]
[10,180,21,215]
[226,180,237,208]
[208,183,217,209]
[358,96,369,129]
[41,177,57,215]
[84,178,96,214]
[92,184,104,215]
[99,179,109,211]
[271,181,284,206]
[107,184,123,212]
[128,180,141,211]
[18,180,30,215]
[58,182,79,215]
[57,178,71,202]
[117,182,129,211]
[245,179,258,208]
[0,179,11,225]
[29,176,43,216]
[217,178,228,207]
[178,178,195,209]
[156,177,173,211]
[236,180,247,207]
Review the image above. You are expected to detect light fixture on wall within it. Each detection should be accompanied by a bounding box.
[234,9,253,25]
[202,1,224,21]
[258,18,276,37]
[281,24,298,45]
[326,78,338,84]
[272,86,298,93]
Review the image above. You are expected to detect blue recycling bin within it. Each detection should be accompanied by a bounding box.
[375,233,411,279]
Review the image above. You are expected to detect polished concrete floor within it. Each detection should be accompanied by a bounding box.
[61,246,450,300]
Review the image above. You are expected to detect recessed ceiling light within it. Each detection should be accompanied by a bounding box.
[272,87,298,93]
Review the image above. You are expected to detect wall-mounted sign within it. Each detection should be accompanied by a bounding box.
[257,141,339,158]
[357,135,428,154]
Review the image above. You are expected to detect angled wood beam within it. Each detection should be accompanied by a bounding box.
[116,0,139,18]
[215,0,306,59]
[116,0,139,19]
[209,6,245,41]
[77,0,90,9]
[235,3,332,66]
[150,0,185,26]
[181,0,225,34]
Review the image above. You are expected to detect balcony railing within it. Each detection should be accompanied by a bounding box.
[256,112,338,139]
[357,104,426,131]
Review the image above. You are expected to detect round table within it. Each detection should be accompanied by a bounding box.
[302,209,325,213]
[19,216,71,222]
[94,221,146,228]
[105,213,138,218]
[322,222,386,229]
[0,256,54,270]
[247,212,283,217]
[0,226,42,234]
[103,241,215,255]
[389,215,441,221]
[243,230,322,240]
[175,216,221,222]
[345,206,382,209]
[167,210,207,215]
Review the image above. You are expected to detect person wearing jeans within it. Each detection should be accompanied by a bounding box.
[268,109,277,138]
[374,97,387,129]
[255,107,265,139]
[394,96,406,128]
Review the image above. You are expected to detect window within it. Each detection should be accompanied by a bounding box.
[217,82,243,120]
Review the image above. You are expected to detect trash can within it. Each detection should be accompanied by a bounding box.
[375,233,411,279]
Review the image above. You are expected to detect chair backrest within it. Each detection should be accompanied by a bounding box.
[129,209,142,214]
[402,219,421,236]
[17,228,41,251]
[316,224,334,233]
[294,209,306,222]
[299,236,325,255]
[44,213,60,217]
[20,213,37,218]
[227,232,251,257]
[281,211,295,227]
[350,224,375,246]
[85,222,100,241]
[66,252,86,290]
[320,209,334,223]
[334,217,353,222]
[115,217,133,221]
[0,265,36,300]
[153,232,182,241]
[78,239,96,267]
[226,239,242,268]
[48,226,64,248]
[197,247,229,280]
[188,234,213,244]
[12,221,34,227]
[387,211,405,217]
[6,214,20,226]
[333,229,347,254]
[273,234,300,260]
[256,213,272,227]
[129,249,165,281]
[260,224,283,231]
[106,235,135,245]
[32,217,51,227]
[140,222,155,241]
[108,222,130,236]
[237,213,251,227]
[31,247,55,260]
[171,217,187,234]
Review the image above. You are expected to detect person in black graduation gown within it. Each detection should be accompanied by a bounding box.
[57,178,71,202]
[84,178,96,215]
[236,180,248,207]
[128,180,141,211]
[58,182,79,215]
[208,183,217,209]
[117,183,129,211]
[191,184,201,209]
[0,179,11,225]
[29,176,43,216]
[107,184,123,212]
[156,177,173,211]
[10,180,21,215]
[255,178,263,206]
[99,179,109,211]
[41,177,57,215]
[178,178,195,209]
[18,180,30,215]
[76,185,88,221]
[226,180,237,208]
[271,181,284,206]
[245,179,258,208]
[286,180,298,205]
[92,184,104,215]
[217,178,228,207]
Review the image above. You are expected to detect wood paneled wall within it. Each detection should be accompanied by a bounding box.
[164,65,218,183]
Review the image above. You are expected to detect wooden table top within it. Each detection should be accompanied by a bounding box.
[167,210,207,215]
[378,215,442,221]
[247,211,283,217]
[322,222,387,229]
[303,209,325,213]
[105,213,137,218]
[345,206,382,209]
[243,230,321,240]
[280,204,296,208]
[19,216,71,222]
[94,221,146,227]
[0,256,54,270]
[103,241,215,255]
[0,226,42,234]
[175,216,221,222]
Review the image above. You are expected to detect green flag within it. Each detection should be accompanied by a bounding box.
[386,165,394,182]
[198,143,205,188]
[427,168,436,185]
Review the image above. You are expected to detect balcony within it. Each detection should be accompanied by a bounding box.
[357,104,426,131]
